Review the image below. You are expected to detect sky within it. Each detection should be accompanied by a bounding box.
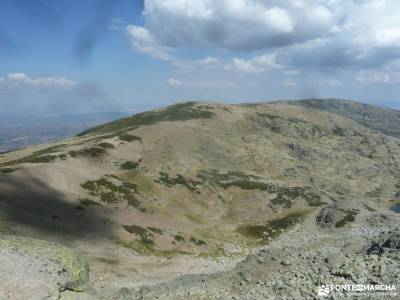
[1,0,400,114]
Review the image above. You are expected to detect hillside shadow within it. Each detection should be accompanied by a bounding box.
[0,173,111,239]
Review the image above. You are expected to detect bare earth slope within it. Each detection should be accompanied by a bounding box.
[0,100,399,299]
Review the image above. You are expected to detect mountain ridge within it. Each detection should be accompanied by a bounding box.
[76,98,400,137]
[280,98,400,138]
[0,98,399,298]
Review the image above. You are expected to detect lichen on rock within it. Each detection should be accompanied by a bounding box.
[0,234,89,299]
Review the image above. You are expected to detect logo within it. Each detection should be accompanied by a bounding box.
[318,285,330,297]
[317,284,398,297]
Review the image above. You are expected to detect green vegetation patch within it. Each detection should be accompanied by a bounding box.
[270,186,324,208]
[98,142,115,149]
[155,172,201,191]
[148,227,163,234]
[197,169,259,188]
[117,238,191,256]
[174,234,185,242]
[335,209,359,228]
[195,104,231,113]
[257,113,307,125]
[123,224,163,251]
[78,102,215,136]
[237,211,307,242]
[0,167,16,174]
[304,195,326,207]
[190,237,207,246]
[124,224,148,236]
[32,144,66,155]
[81,177,139,207]
[79,198,100,207]
[332,126,345,136]
[7,153,67,164]
[68,147,106,158]
[120,161,139,170]
[85,126,139,142]
[197,169,323,208]
[0,144,67,166]
[118,134,142,143]
[22,155,60,163]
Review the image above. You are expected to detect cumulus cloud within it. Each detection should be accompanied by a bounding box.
[167,77,182,87]
[126,25,175,61]
[141,0,336,51]
[277,0,400,70]
[375,28,400,48]
[230,54,280,73]
[0,73,77,89]
[356,70,400,84]
[123,0,340,73]
[123,0,400,81]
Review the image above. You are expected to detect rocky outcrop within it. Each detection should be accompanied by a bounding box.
[109,210,400,299]
[0,234,89,300]
[59,291,98,300]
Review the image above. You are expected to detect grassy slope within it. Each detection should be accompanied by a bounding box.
[1,99,399,255]
[77,102,215,136]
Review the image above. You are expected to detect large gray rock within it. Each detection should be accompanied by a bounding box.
[0,234,89,300]
[59,291,98,300]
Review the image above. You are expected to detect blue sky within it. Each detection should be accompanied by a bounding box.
[1,0,400,113]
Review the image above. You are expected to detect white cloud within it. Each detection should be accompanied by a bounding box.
[173,54,280,74]
[126,25,174,61]
[7,73,28,80]
[172,56,221,72]
[375,28,400,48]
[141,0,336,51]
[230,54,280,73]
[123,0,400,81]
[167,77,182,87]
[280,79,297,87]
[342,1,400,50]
[356,70,400,84]
[0,73,77,89]
[231,58,261,73]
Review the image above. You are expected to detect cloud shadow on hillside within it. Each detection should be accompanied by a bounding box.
[0,173,112,240]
